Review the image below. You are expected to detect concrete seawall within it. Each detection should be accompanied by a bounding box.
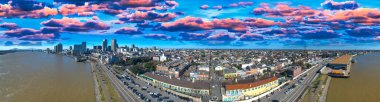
[319,76,331,102]
[89,61,102,102]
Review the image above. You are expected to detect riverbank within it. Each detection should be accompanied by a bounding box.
[327,53,380,101]
[88,60,102,102]
[88,57,123,102]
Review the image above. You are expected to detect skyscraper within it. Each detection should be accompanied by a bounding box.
[54,43,63,53]
[111,39,118,52]
[102,39,107,52]
[82,42,87,52]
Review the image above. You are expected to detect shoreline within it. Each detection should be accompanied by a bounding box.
[88,60,102,102]
[63,53,101,102]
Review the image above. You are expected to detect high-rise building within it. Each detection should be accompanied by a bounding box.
[111,39,118,52]
[54,43,63,53]
[82,42,86,51]
[72,44,83,56]
[131,44,135,48]
[102,39,107,52]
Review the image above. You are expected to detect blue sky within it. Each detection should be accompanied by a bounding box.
[1,0,380,50]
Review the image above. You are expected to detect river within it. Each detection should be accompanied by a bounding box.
[0,52,95,102]
[327,53,380,102]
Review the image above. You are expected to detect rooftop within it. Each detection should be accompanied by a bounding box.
[225,77,278,90]
[329,55,352,65]
[144,73,210,90]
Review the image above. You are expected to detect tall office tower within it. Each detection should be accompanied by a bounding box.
[102,39,107,52]
[82,42,86,51]
[131,44,135,48]
[111,39,118,52]
[54,43,63,53]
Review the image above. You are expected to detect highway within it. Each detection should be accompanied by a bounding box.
[95,59,140,102]
[259,59,328,102]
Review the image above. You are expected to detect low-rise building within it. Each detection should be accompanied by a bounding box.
[222,77,279,101]
[141,73,210,96]
[286,66,302,79]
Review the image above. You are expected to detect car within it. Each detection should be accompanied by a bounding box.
[157,98,163,101]
[142,86,148,90]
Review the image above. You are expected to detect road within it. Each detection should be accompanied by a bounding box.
[120,69,187,102]
[259,59,328,102]
[95,59,140,102]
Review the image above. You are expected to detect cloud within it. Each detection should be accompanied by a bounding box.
[59,4,107,16]
[18,41,42,46]
[4,28,40,38]
[10,0,51,11]
[252,3,320,17]
[239,32,264,41]
[299,29,341,39]
[0,4,58,18]
[161,17,258,32]
[114,27,143,35]
[40,27,62,34]
[200,5,209,10]
[0,23,19,30]
[41,17,110,32]
[4,41,14,46]
[374,36,380,41]
[229,2,254,8]
[212,18,248,32]
[321,0,359,10]
[207,32,236,41]
[19,34,57,41]
[179,32,210,41]
[161,16,213,31]
[345,26,380,37]
[3,28,60,41]
[244,18,277,28]
[144,34,176,40]
[325,8,380,25]
[118,11,176,22]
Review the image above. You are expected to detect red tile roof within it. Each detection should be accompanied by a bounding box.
[225,77,277,90]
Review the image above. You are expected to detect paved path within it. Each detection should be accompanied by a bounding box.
[96,59,140,102]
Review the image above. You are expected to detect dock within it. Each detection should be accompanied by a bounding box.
[326,55,353,78]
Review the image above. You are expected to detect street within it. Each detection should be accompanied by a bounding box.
[95,59,140,102]
[259,59,328,102]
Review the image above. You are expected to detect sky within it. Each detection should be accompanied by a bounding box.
[0,0,380,50]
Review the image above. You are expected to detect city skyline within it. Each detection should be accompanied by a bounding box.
[1,0,380,50]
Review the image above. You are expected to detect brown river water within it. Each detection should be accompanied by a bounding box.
[0,52,95,102]
[327,53,380,102]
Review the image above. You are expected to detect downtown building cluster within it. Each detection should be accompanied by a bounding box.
[48,40,364,101]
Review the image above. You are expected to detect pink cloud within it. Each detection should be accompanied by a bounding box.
[41,17,110,32]
[245,18,277,28]
[161,16,214,31]
[115,27,143,35]
[19,34,57,41]
[252,3,320,17]
[162,17,276,32]
[59,4,107,16]
[118,11,176,22]
[239,32,264,41]
[208,32,236,41]
[374,36,380,41]
[0,22,19,30]
[4,28,60,41]
[200,5,209,10]
[144,34,175,40]
[0,4,58,18]
[119,0,155,7]
[213,18,247,32]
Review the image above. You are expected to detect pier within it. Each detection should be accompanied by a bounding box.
[325,55,353,78]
